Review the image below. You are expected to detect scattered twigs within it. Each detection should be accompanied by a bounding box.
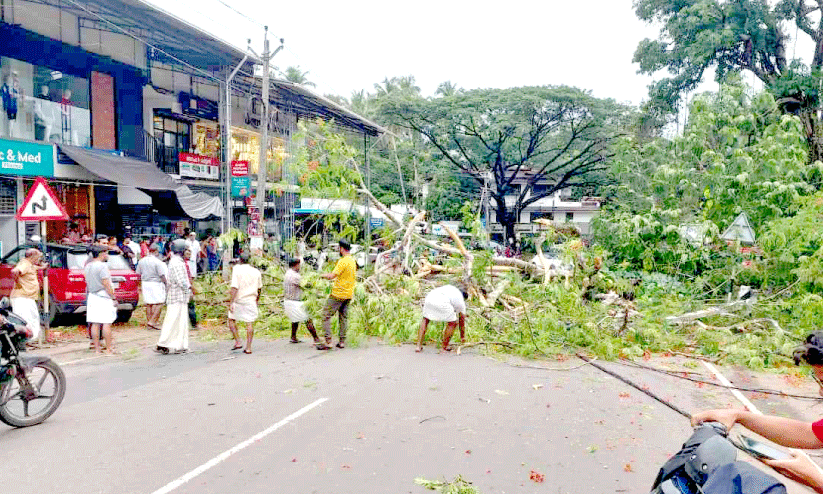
[456,340,518,355]
[665,299,756,325]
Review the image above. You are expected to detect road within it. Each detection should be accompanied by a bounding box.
[3,338,820,493]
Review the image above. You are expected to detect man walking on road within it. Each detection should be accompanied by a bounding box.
[11,247,48,340]
[85,246,118,354]
[416,284,468,353]
[228,252,262,354]
[320,239,356,349]
[283,258,326,349]
[136,243,167,331]
[156,239,190,354]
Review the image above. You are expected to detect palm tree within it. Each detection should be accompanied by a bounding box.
[283,66,316,87]
[435,81,462,97]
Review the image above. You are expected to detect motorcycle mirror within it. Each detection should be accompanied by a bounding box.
[0,297,10,310]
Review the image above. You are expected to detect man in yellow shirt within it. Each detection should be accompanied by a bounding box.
[11,248,48,340]
[320,239,356,348]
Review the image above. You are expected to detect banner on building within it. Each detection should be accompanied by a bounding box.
[0,138,55,177]
[179,152,219,180]
[231,160,250,198]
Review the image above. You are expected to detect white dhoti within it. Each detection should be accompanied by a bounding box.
[11,297,40,340]
[142,281,166,305]
[422,297,457,322]
[283,300,309,323]
[157,303,189,351]
[86,292,117,324]
[229,301,259,323]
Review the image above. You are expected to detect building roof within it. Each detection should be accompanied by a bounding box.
[47,0,386,136]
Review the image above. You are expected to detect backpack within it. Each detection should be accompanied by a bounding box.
[651,422,786,494]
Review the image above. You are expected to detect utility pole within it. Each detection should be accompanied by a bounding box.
[255,27,283,244]
[223,40,253,235]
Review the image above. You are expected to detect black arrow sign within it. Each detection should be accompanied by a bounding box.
[31,195,48,214]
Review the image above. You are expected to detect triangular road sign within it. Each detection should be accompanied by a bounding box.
[16,177,70,221]
[720,212,755,244]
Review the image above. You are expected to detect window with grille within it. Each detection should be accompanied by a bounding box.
[0,179,16,216]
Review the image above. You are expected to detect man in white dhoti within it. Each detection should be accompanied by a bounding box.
[156,239,190,355]
[185,232,200,278]
[85,246,118,354]
[416,284,468,353]
[228,252,262,354]
[11,248,48,341]
[136,243,167,330]
[283,258,326,349]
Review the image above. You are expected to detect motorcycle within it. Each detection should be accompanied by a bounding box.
[0,297,66,427]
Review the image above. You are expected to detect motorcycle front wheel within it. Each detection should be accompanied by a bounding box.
[0,359,66,427]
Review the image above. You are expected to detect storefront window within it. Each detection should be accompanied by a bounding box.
[0,57,91,146]
[153,116,191,152]
[192,121,220,159]
[231,127,284,177]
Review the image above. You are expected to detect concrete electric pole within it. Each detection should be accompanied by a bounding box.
[254,26,283,245]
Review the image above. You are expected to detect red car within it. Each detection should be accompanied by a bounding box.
[0,243,140,326]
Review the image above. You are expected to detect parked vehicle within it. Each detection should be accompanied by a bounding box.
[0,297,66,427]
[0,244,140,326]
[529,248,574,275]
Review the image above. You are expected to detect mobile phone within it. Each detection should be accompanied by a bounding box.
[732,435,792,461]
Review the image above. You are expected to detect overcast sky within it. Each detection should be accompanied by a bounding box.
[142,0,669,106]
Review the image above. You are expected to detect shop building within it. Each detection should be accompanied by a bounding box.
[1,0,385,252]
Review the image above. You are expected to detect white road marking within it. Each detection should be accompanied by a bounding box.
[61,355,107,366]
[149,397,329,494]
[702,361,823,474]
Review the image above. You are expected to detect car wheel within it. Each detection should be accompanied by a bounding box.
[39,295,60,328]
[116,310,133,324]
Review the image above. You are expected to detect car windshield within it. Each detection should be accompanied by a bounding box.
[68,252,131,271]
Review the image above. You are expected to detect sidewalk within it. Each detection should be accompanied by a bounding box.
[31,326,160,361]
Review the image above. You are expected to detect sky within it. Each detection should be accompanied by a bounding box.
[142,0,665,106]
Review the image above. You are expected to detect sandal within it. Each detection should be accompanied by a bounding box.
[243,349,252,354]
[154,346,169,355]
[231,344,243,351]
[289,338,302,344]
[335,341,345,349]
[315,343,331,350]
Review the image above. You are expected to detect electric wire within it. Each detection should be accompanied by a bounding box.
[213,0,267,29]
[615,358,823,401]
[62,0,250,91]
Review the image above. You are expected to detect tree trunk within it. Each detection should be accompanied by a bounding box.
[800,110,823,164]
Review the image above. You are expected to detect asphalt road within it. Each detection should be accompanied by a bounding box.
[2,339,820,493]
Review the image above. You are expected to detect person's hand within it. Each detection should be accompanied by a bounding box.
[112,299,118,307]
[690,409,741,431]
[763,454,823,492]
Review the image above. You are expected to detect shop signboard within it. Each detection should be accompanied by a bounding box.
[0,138,54,177]
[179,152,219,180]
[231,160,250,198]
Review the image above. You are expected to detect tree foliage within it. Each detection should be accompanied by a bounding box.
[595,82,816,283]
[633,0,823,161]
[380,86,632,240]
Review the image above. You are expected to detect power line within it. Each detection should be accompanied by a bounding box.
[214,0,267,30]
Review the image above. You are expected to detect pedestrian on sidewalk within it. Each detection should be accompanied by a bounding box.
[85,246,118,354]
[11,247,48,341]
[136,243,167,331]
[155,239,190,355]
[228,252,262,354]
[320,239,356,349]
[416,284,468,353]
[283,258,326,349]
[183,248,198,330]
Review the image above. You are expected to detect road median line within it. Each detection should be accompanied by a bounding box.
[149,397,329,494]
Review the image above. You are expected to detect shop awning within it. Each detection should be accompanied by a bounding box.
[58,144,223,219]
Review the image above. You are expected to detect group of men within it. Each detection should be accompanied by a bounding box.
[6,235,468,357]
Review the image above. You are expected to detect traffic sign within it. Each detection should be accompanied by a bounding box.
[16,176,70,221]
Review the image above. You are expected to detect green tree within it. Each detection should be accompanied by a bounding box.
[595,82,816,278]
[633,0,823,161]
[283,65,316,87]
[381,85,631,242]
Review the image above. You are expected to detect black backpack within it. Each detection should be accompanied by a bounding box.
[651,422,786,494]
